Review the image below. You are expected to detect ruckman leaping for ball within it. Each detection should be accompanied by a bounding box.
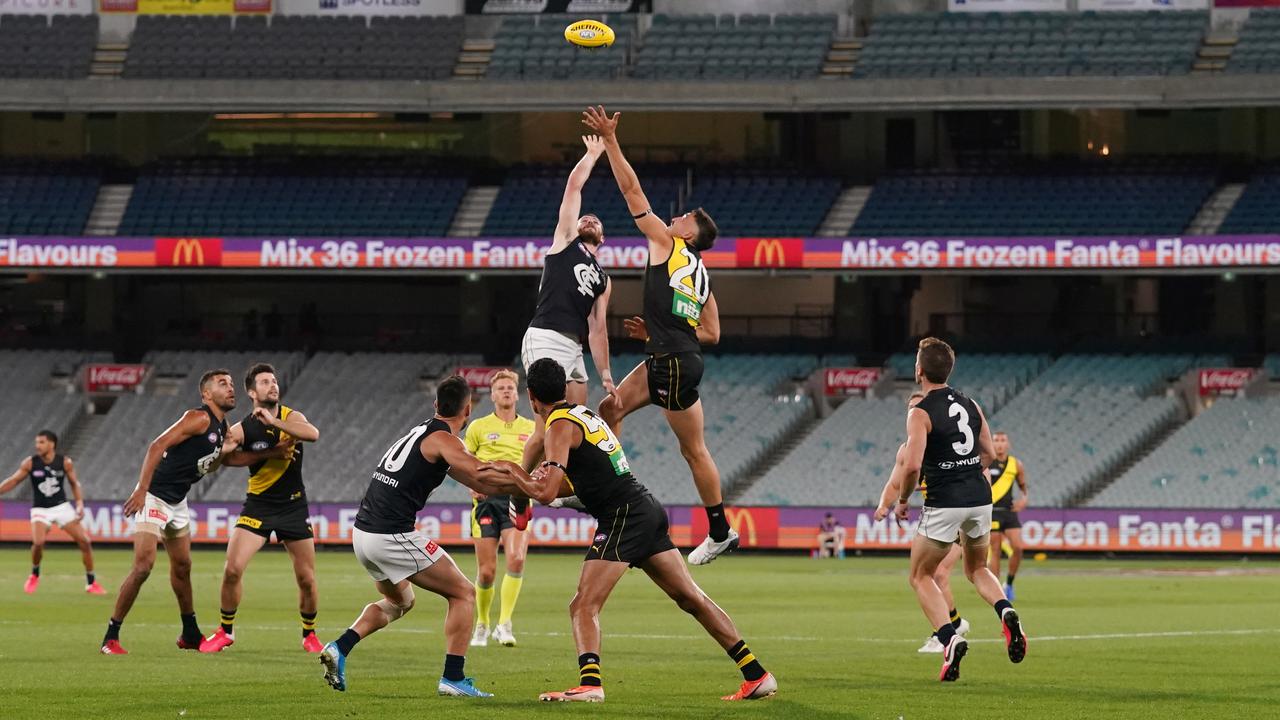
[582,105,735,566]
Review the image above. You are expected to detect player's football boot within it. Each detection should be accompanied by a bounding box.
[917,635,944,653]
[721,672,777,701]
[956,618,971,636]
[320,642,347,691]
[1001,609,1027,664]
[470,623,489,647]
[23,574,38,594]
[548,495,588,512]
[438,677,494,698]
[939,636,967,682]
[688,528,740,566]
[199,628,235,653]
[100,640,128,655]
[85,581,106,595]
[302,633,323,653]
[492,622,517,647]
[509,499,533,532]
[176,634,203,651]
[539,685,605,702]
[1004,584,1016,601]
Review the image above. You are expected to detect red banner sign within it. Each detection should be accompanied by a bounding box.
[457,366,506,389]
[823,367,882,396]
[1198,368,1256,396]
[84,364,149,393]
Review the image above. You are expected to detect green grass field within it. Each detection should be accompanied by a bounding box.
[1,547,1276,719]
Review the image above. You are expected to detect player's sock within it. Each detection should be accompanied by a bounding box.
[220,608,236,635]
[443,653,466,682]
[578,652,602,687]
[475,582,495,627]
[301,611,317,638]
[334,628,361,656]
[994,599,1014,618]
[86,571,95,585]
[103,618,122,644]
[498,573,523,625]
[950,608,962,629]
[181,613,201,641]
[1006,574,1016,587]
[935,623,957,648]
[727,640,766,682]
[706,504,730,543]
[31,565,40,578]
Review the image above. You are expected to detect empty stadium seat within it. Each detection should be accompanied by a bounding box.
[686,173,840,236]
[0,14,96,80]
[632,14,834,80]
[1219,167,1280,234]
[487,13,636,81]
[1225,8,1280,75]
[483,165,684,237]
[0,161,100,236]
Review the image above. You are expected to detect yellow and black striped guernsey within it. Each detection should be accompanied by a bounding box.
[242,405,305,504]
[545,403,646,517]
[990,456,1020,509]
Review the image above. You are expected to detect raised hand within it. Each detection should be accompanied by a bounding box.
[583,134,605,158]
[582,105,620,138]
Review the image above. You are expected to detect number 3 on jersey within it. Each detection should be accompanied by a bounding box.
[668,245,709,325]
[948,402,975,456]
[568,406,631,476]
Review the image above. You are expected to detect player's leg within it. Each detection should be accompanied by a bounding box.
[25,520,48,593]
[909,528,971,681]
[539,559,628,702]
[59,519,104,593]
[666,400,735,562]
[322,577,415,692]
[640,549,777,700]
[472,534,499,644]
[284,537,321,651]
[1004,526,1024,598]
[164,532,204,648]
[987,528,1005,576]
[407,553,494,697]
[597,358,650,436]
[494,526,528,646]
[920,543,965,653]
[101,530,159,653]
[961,530,1026,663]
[199,527,266,652]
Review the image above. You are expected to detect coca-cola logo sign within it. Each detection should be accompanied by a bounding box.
[85,364,149,393]
[824,367,882,396]
[1198,368,1256,395]
[456,366,505,389]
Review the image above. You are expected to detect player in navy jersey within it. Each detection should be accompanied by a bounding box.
[0,430,104,595]
[891,338,1027,681]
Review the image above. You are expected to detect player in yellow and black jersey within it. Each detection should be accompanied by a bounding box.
[987,431,1029,600]
[199,362,323,654]
[505,358,776,703]
[464,369,535,649]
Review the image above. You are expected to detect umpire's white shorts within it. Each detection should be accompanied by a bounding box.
[918,504,992,544]
[352,527,449,584]
[521,326,588,383]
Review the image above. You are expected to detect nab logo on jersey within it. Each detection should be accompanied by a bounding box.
[574,263,602,298]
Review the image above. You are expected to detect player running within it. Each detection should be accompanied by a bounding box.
[987,431,1029,601]
[891,338,1027,681]
[200,363,322,654]
[875,392,969,654]
[101,369,254,655]
[318,376,525,698]
[511,358,776,703]
[518,133,615,515]
[0,430,104,595]
[582,106,733,566]
[466,369,535,648]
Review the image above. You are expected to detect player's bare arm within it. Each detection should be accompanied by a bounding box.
[431,432,524,497]
[1014,462,1030,512]
[123,409,213,517]
[220,422,297,468]
[517,419,578,505]
[973,402,996,472]
[256,406,320,442]
[0,457,32,495]
[893,409,931,521]
[697,292,721,345]
[587,278,615,395]
[875,445,909,521]
[64,457,85,517]
[553,135,606,251]
[583,105,672,255]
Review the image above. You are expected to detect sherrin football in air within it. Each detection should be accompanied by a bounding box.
[565,19,615,48]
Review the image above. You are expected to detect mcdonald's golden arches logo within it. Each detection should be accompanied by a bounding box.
[736,238,803,268]
[156,238,223,267]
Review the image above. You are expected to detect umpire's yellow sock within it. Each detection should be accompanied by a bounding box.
[475,582,494,627]
[498,573,524,626]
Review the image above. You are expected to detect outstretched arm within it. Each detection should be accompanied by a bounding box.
[0,457,32,495]
[124,409,209,516]
[517,419,579,505]
[587,278,614,395]
[433,433,525,497]
[255,407,320,443]
[582,105,673,255]
[893,409,930,521]
[554,135,606,249]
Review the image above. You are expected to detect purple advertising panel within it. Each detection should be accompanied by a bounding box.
[2,235,1280,271]
[5,502,1278,553]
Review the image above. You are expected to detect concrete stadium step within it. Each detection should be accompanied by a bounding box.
[62,411,104,462]
[1066,407,1188,508]
[1186,183,1246,235]
[448,186,500,237]
[817,186,872,237]
[90,42,127,79]
[85,185,134,237]
[726,410,822,504]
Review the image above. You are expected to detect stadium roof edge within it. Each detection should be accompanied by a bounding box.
[4,75,1280,113]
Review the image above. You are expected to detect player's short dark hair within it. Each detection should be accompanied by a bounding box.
[526,358,567,405]
[244,362,276,392]
[199,368,232,392]
[436,375,472,417]
[691,207,718,251]
[36,429,57,447]
[993,430,1009,438]
[917,338,955,384]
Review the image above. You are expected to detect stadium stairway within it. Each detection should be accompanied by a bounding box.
[1063,408,1187,507]
[60,412,104,465]
[1186,183,1246,235]
[817,186,871,237]
[726,410,823,504]
[447,186,500,237]
[85,185,132,236]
